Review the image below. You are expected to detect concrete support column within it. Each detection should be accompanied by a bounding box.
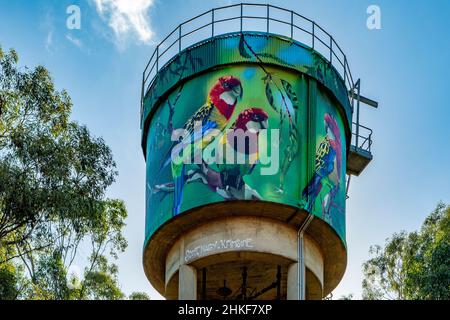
[287,262,300,300]
[178,264,197,300]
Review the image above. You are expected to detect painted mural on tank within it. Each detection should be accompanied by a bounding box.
[146,65,305,238]
[302,90,347,239]
[143,33,349,246]
[144,65,347,245]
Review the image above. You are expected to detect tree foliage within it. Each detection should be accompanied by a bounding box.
[129,291,151,300]
[362,203,450,300]
[0,46,130,300]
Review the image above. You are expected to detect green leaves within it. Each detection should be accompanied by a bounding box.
[0,47,128,300]
[281,79,299,116]
[262,74,276,112]
[362,203,450,300]
[0,262,20,300]
[265,82,275,111]
[81,255,125,300]
[238,34,252,59]
[129,291,151,300]
[260,74,300,192]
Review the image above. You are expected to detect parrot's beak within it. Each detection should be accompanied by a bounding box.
[260,119,268,130]
[235,84,243,100]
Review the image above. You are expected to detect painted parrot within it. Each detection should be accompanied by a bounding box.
[302,113,342,213]
[168,76,243,216]
[189,107,269,200]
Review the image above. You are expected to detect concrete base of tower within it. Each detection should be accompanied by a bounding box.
[165,216,323,300]
[143,201,347,300]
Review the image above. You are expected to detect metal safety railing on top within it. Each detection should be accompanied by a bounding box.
[352,122,373,153]
[141,3,372,154]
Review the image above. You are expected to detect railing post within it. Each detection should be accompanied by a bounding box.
[240,3,243,32]
[211,9,215,37]
[312,22,315,49]
[290,11,294,39]
[156,45,159,71]
[356,79,361,149]
[266,4,270,33]
[344,55,347,85]
[330,37,333,64]
[141,72,145,116]
[178,25,182,52]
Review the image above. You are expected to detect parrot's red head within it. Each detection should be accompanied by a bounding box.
[324,113,340,143]
[209,76,243,120]
[234,107,269,132]
[228,107,269,155]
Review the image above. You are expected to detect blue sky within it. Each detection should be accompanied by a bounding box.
[1,0,449,299]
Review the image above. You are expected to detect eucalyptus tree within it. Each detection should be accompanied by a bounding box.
[0,46,128,300]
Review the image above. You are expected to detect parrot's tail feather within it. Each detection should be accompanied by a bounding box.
[302,173,323,212]
[162,143,177,171]
[162,154,172,170]
[172,164,186,216]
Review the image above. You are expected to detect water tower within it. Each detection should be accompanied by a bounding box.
[140,4,377,300]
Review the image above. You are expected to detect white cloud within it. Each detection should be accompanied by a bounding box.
[45,30,54,52]
[66,34,83,48]
[93,0,154,45]
[42,9,56,53]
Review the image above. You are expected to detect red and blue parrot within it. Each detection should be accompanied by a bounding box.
[302,113,342,214]
[216,107,268,200]
[188,107,269,200]
[154,107,268,202]
[169,76,243,216]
